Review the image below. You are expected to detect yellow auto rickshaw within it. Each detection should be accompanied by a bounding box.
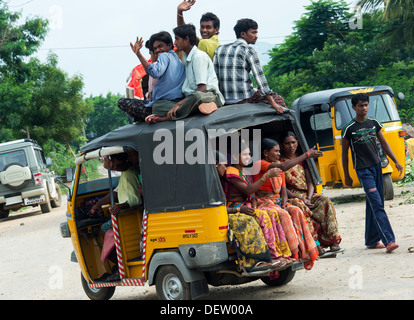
[291,86,406,200]
[60,103,325,300]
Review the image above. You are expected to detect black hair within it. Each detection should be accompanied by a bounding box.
[261,138,279,157]
[351,93,370,107]
[145,40,153,52]
[234,18,258,38]
[173,24,197,46]
[110,152,128,162]
[200,12,220,30]
[149,31,173,49]
[280,131,297,144]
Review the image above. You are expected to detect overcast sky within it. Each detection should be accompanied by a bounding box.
[5,0,357,97]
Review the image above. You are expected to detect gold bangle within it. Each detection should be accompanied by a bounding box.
[260,176,267,182]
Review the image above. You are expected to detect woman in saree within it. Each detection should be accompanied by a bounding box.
[252,138,319,270]
[220,143,292,268]
[279,131,342,253]
[215,152,273,272]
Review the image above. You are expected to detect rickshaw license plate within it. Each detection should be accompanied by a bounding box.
[24,195,45,205]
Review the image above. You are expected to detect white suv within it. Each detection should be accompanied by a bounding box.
[0,139,62,219]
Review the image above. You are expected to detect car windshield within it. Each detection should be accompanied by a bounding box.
[334,93,400,130]
[0,150,28,171]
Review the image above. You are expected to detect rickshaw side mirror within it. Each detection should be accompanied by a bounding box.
[321,103,330,112]
[397,92,405,101]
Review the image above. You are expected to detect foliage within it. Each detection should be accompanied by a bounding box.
[85,93,129,139]
[265,0,414,111]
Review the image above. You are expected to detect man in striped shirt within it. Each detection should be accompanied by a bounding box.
[213,18,286,113]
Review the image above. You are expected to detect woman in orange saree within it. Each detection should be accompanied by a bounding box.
[252,138,319,270]
[221,141,292,266]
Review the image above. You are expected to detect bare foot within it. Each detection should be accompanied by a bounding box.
[198,102,217,115]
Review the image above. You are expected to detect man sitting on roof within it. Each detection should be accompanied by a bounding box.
[118,31,186,123]
[213,18,286,113]
[145,24,224,124]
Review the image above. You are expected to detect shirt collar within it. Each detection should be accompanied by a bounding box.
[235,38,248,45]
[184,46,197,62]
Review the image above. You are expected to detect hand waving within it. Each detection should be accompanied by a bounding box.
[130,37,144,56]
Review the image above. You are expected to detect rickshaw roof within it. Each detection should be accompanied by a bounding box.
[291,86,394,110]
[79,103,300,214]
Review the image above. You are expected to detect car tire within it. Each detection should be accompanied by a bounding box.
[51,184,62,208]
[40,185,52,213]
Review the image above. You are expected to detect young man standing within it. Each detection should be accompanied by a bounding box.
[213,18,285,113]
[177,0,220,60]
[118,31,185,123]
[341,93,403,253]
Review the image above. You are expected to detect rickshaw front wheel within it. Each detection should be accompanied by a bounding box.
[155,265,192,300]
[81,272,116,300]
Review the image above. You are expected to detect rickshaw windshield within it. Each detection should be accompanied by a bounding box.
[334,93,400,130]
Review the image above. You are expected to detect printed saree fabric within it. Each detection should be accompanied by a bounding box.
[224,166,292,260]
[278,155,342,247]
[227,213,271,272]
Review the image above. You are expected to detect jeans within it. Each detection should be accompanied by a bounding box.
[356,163,395,246]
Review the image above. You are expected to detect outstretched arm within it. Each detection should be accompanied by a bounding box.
[177,0,196,26]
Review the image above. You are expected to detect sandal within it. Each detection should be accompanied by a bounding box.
[330,243,341,252]
[318,245,327,256]
[367,242,386,249]
[251,261,271,271]
[386,242,399,253]
[271,258,287,269]
[145,115,159,124]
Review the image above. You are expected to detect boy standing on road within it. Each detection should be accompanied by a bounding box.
[341,93,403,253]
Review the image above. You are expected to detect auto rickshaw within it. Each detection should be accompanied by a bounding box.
[60,103,324,300]
[291,86,406,200]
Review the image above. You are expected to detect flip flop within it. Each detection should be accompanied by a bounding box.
[386,242,399,253]
[330,243,341,252]
[145,115,159,124]
[408,247,414,253]
[366,242,386,249]
[251,261,271,271]
[271,258,287,269]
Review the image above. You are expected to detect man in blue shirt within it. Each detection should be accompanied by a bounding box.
[149,24,224,123]
[118,31,186,123]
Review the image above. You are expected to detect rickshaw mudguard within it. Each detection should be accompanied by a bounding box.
[147,250,206,285]
[382,164,393,175]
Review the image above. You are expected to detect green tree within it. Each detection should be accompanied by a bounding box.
[267,0,350,76]
[0,2,48,140]
[85,93,129,139]
[357,0,414,46]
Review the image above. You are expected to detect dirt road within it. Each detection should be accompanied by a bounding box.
[1,187,413,300]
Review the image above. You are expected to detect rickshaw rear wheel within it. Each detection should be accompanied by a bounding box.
[81,272,116,300]
[261,267,296,287]
[155,265,192,300]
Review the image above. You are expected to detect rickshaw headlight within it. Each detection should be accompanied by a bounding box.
[381,157,389,168]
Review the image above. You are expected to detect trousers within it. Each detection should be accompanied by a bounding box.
[356,163,395,246]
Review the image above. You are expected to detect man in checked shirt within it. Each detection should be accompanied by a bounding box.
[213,18,286,114]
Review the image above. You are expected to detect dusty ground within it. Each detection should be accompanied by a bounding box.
[1,186,413,300]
